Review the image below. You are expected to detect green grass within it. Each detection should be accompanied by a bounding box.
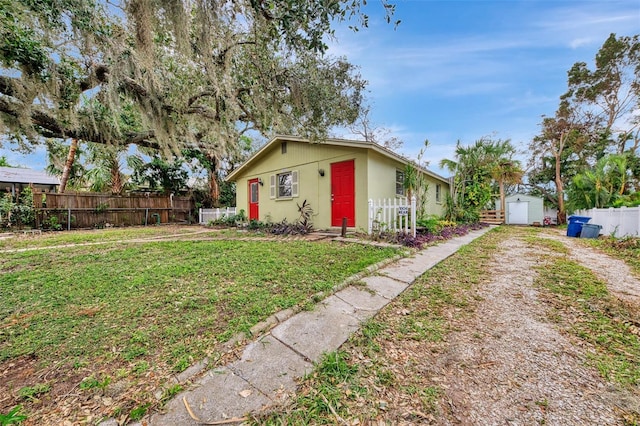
[534,258,640,387]
[18,383,51,401]
[585,236,640,277]
[257,351,366,425]
[0,225,203,250]
[79,375,111,391]
[1,240,397,366]
[256,227,640,424]
[254,227,502,424]
[0,406,27,425]
[0,231,399,423]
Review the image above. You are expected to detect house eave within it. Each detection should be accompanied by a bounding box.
[225,135,450,184]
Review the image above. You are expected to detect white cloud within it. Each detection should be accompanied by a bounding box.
[569,37,595,49]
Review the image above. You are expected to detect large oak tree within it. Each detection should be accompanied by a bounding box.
[1,0,392,196]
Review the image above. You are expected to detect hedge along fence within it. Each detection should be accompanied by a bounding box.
[33,191,195,230]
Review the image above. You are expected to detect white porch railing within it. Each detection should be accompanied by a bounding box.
[368,196,417,237]
[574,206,640,237]
[199,207,237,224]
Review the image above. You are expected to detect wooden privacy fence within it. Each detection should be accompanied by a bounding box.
[199,207,237,224]
[480,210,505,225]
[33,192,195,230]
[574,206,640,237]
[368,196,417,237]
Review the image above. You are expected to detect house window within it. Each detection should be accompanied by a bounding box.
[278,172,292,197]
[250,181,259,203]
[281,142,287,154]
[436,184,442,203]
[395,169,405,196]
[271,170,298,199]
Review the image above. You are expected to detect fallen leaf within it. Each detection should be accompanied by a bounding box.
[239,389,252,398]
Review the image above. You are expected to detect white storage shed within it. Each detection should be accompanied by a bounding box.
[499,193,544,225]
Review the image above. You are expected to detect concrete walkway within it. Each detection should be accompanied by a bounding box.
[146,226,493,425]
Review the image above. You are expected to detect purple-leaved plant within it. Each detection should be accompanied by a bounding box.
[384,222,490,249]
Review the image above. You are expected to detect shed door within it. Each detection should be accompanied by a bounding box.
[508,201,528,225]
[331,160,355,227]
[248,178,259,220]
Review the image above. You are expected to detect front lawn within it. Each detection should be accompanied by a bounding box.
[0,225,203,250]
[0,230,401,424]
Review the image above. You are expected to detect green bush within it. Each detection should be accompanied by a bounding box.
[0,187,35,229]
[416,216,456,234]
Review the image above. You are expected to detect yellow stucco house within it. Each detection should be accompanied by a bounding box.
[226,135,450,231]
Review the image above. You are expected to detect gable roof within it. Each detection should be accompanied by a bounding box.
[226,135,450,184]
[0,166,60,185]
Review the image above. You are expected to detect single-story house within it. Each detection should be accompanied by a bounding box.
[0,166,60,196]
[226,135,450,230]
[498,193,544,225]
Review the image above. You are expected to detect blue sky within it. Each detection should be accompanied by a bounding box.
[2,0,639,176]
[328,0,640,175]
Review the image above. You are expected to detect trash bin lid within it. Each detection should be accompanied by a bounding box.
[568,215,591,223]
[582,223,602,229]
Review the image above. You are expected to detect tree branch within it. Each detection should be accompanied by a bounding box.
[79,64,110,91]
[0,95,160,149]
[0,75,27,99]
[215,40,256,65]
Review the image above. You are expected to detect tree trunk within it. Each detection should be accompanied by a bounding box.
[111,162,123,194]
[59,138,78,193]
[209,171,220,207]
[499,179,506,222]
[555,152,566,224]
[207,154,220,207]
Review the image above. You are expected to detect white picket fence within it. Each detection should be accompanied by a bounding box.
[574,206,640,237]
[199,207,237,224]
[368,196,417,237]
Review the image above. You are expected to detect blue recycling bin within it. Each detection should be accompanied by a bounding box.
[566,215,591,237]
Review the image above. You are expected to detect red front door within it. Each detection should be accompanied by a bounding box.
[331,159,355,227]
[248,179,259,220]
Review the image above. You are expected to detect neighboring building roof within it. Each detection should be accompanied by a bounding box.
[0,166,60,185]
[226,135,450,184]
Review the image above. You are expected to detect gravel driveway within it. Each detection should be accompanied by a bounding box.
[435,231,639,425]
[287,227,640,426]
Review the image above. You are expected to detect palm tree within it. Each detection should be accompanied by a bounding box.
[84,145,143,194]
[493,159,524,220]
[568,154,630,209]
[488,140,523,220]
[45,140,88,191]
[440,137,522,222]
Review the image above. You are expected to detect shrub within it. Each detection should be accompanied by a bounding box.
[0,187,35,229]
[375,222,488,249]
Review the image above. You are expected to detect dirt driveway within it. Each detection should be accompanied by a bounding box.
[280,227,640,425]
[418,228,640,425]
[433,230,637,425]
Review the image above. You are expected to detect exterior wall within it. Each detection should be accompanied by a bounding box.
[503,194,544,225]
[233,139,451,230]
[366,151,399,201]
[366,151,448,218]
[421,176,448,217]
[233,141,369,229]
